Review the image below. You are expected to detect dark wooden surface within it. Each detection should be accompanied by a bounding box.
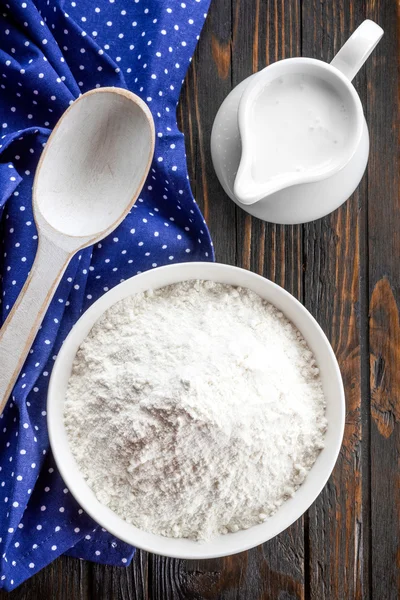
[2,0,399,598]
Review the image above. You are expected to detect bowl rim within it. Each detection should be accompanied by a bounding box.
[47,261,345,559]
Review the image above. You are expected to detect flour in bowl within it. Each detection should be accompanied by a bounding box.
[64,280,327,541]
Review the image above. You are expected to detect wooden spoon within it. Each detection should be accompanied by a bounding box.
[0,87,155,414]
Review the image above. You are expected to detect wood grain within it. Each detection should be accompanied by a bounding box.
[366,0,400,598]
[178,0,236,260]
[302,1,370,598]
[1,0,399,598]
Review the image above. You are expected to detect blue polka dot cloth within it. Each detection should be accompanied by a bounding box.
[0,0,213,590]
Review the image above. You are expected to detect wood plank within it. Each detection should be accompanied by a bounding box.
[148,0,238,596]
[91,550,149,600]
[302,1,370,598]
[366,0,400,598]
[177,0,236,266]
[232,1,305,599]
[151,548,306,600]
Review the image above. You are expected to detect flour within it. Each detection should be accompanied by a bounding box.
[64,280,327,541]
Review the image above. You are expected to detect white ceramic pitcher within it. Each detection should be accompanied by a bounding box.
[211,20,383,224]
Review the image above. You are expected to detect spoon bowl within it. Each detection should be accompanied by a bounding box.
[35,88,154,240]
[0,87,155,414]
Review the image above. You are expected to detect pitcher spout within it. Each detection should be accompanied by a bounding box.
[234,163,291,206]
[233,165,278,206]
[234,177,261,207]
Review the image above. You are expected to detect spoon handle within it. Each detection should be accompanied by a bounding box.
[0,236,71,415]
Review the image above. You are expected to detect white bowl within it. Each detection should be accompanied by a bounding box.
[47,262,345,559]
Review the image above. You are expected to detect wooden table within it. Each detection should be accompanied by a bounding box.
[2,0,398,598]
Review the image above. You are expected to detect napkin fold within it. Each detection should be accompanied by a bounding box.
[0,0,213,590]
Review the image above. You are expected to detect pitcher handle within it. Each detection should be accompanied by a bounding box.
[330,20,383,81]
